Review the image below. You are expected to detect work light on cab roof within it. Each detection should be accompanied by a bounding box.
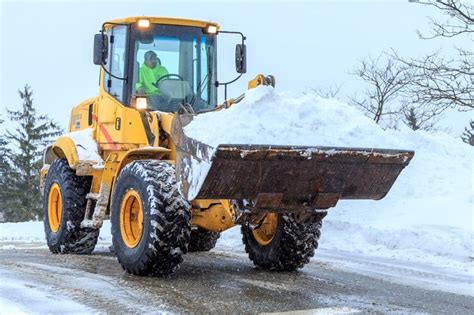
[137,19,150,28]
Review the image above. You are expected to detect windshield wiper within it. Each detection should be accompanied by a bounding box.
[189,46,213,112]
[189,72,209,110]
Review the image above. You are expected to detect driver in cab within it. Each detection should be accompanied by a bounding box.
[135,50,169,95]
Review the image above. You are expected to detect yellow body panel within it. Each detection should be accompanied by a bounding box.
[106,16,219,30]
[68,97,98,132]
[115,147,171,180]
[191,200,235,232]
[157,112,176,161]
[51,136,80,168]
[247,74,267,90]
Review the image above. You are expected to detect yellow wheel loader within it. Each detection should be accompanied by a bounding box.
[40,17,414,276]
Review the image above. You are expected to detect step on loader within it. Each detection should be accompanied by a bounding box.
[41,17,414,276]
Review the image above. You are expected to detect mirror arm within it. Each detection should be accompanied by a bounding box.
[215,30,247,100]
[214,73,243,101]
[218,30,246,46]
[99,22,129,82]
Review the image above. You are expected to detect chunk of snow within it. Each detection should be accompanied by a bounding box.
[65,128,103,167]
[178,144,214,200]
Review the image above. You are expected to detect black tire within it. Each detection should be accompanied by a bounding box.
[111,160,191,276]
[43,159,99,254]
[241,213,324,271]
[188,228,220,252]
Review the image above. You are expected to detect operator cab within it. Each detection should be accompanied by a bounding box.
[96,17,218,114]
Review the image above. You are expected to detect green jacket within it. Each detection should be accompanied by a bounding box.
[135,64,169,94]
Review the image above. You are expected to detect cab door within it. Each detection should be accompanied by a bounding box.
[98,25,148,150]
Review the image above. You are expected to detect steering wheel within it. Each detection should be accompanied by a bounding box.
[155,73,185,86]
[177,103,196,115]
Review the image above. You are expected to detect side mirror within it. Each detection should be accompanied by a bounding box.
[93,33,108,65]
[235,44,247,74]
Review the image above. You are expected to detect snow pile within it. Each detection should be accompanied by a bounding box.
[184,86,473,272]
[66,128,103,167]
[185,86,396,148]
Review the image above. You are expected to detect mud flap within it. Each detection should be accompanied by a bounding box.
[172,115,414,209]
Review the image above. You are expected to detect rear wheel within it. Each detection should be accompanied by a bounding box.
[241,212,325,271]
[188,228,220,252]
[43,159,99,254]
[111,160,191,276]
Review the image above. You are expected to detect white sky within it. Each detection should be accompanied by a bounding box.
[0,0,472,134]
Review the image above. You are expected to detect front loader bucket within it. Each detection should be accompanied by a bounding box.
[172,115,414,209]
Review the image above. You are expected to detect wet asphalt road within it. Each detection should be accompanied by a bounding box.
[1,247,473,314]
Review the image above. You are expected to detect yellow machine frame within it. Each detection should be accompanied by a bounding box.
[41,16,271,233]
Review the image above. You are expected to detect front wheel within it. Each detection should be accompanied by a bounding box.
[241,212,325,271]
[43,159,99,254]
[111,160,191,276]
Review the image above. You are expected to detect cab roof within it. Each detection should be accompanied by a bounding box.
[107,16,220,30]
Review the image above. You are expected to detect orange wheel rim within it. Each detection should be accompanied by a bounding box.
[120,189,144,248]
[252,213,278,246]
[48,183,62,233]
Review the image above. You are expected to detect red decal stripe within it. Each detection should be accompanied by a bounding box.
[80,108,119,150]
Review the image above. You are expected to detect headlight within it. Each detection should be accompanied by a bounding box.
[135,97,148,111]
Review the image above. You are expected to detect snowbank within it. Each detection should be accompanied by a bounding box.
[320,122,473,272]
[0,221,45,243]
[184,86,473,272]
[0,221,112,251]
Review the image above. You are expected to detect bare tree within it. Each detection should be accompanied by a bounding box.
[306,84,342,98]
[350,55,412,124]
[413,0,473,39]
[396,50,473,113]
[397,0,473,112]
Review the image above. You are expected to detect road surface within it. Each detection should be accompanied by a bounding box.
[1,244,472,314]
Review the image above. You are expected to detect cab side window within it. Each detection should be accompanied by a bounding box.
[104,26,127,104]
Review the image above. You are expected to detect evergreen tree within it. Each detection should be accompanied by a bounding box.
[401,104,436,131]
[461,120,474,146]
[5,85,62,222]
[0,118,13,222]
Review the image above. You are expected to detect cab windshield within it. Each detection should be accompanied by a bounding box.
[131,24,217,113]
